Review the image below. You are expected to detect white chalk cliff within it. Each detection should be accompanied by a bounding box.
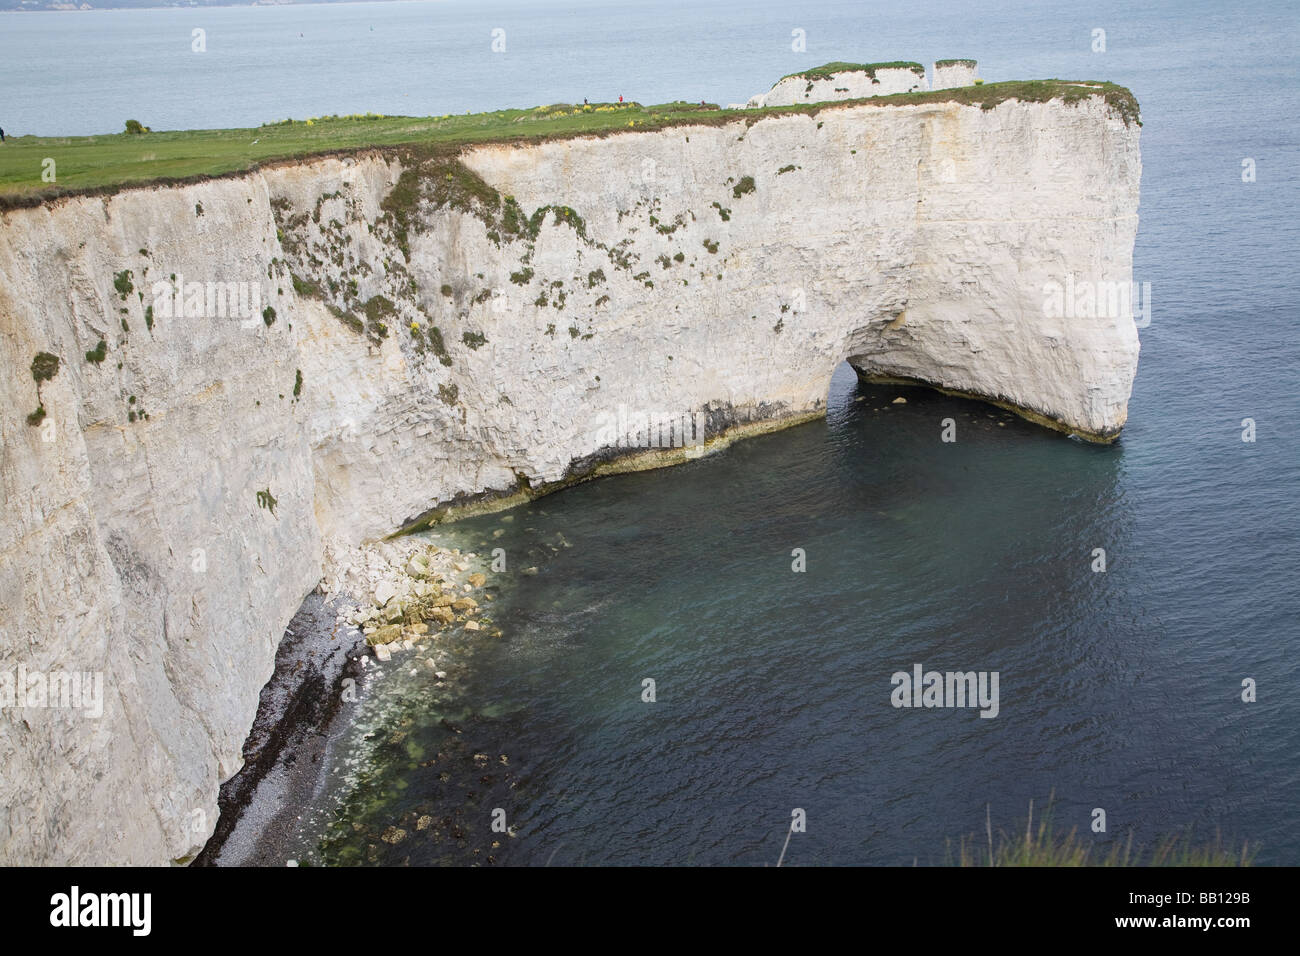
[746,62,928,108]
[0,84,1141,864]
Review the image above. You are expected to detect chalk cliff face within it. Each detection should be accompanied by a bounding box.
[933,60,981,90]
[0,90,1140,864]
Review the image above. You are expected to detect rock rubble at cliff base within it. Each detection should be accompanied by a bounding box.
[323,538,503,661]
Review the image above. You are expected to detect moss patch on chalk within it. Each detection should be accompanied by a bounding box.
[30,351,60,383]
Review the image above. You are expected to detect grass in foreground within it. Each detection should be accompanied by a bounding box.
[0,80,1138,207]
[943,799,1255,867]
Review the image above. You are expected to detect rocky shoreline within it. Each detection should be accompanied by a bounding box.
[196,534,501,865]
[326,537,503,662]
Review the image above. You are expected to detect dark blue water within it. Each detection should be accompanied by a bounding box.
[9,0,1296,864]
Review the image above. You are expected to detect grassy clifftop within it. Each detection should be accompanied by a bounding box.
[779,60,927,81]
[0,80,1139,208]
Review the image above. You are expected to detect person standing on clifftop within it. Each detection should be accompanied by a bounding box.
[0,128,6,143]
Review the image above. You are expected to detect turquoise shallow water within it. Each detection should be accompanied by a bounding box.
[6,0,1296,864]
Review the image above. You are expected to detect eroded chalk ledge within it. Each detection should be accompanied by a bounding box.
[396,371,1120,535]
[852,370,1123,445]
[394,402,825,533]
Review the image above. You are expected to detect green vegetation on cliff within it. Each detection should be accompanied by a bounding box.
[0,81,1139,207]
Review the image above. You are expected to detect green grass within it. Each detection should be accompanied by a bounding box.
[935,58,978,68]
[943,799,1254,867]
[0,82,1138,207]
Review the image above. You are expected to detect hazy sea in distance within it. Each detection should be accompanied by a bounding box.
[4,0,1297,865]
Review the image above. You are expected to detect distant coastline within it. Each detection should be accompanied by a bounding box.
[2,0,421,11]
